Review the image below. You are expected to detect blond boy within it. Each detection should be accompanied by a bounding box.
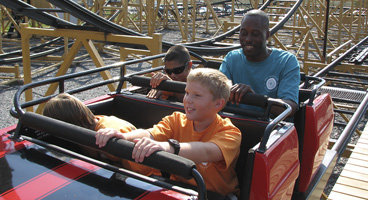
[96,68,241,196]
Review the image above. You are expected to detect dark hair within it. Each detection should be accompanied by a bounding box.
[164,45,191,65]
[242,9,269,30]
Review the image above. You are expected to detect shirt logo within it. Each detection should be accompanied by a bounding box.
[265,76,278,92]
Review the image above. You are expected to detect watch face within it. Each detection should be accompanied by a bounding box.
[169,139,180,146]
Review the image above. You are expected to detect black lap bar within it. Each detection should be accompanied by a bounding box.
[19,112,196,180]
[127,75,268,108]
[239,93,269,108]
[127,75,186,93]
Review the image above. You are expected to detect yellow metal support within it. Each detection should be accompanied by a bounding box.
[0,34,3,54]
[0,64,20,81]
[34,39,83,113]
[19,23,162,113]
[120,33,162,68]
[21,24,33,112]
[183,0,188,43]
[81,39,116,91]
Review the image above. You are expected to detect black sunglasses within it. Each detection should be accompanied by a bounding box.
[164,62,188,75]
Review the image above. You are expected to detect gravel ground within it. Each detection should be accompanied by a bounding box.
[1,30,367,199]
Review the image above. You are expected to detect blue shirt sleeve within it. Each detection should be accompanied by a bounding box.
[276,52,300,104]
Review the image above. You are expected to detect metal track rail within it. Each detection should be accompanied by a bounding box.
[1,0,303,56]
[45,0,303,55]
[0,0,76,29]
[0,0,105,64]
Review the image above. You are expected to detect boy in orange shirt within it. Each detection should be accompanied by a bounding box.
[95,68,241,196]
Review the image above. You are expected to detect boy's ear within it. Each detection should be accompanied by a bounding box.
[214,98,226,110]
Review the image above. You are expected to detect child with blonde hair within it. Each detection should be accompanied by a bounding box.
[96,68,241,196]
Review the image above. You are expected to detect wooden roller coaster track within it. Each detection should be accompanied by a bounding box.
[0,1,368,198]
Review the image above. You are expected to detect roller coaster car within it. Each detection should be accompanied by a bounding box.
[0,63,333,199]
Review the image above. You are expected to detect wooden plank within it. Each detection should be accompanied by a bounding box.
[340,170,368,183]
[331,184,368,199]
[360,132,368,139]
[358,138,368,145]
[328,191,365,200]
[356,142,368,149]
[350,153,368,163]
[347,156,368,167]
[336,176,368,190]
[343,163,368,175]
[329,124,368,200]
[352,146,368,155]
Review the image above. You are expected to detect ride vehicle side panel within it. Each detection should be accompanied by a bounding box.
[297,93,334,193]
[0,127,192,200]
[249,126,300,200]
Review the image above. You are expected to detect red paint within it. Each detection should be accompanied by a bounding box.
[0,159,100,199]
[298,93,334,192]
[0,125,31,158]
[250,126,300,200]
[136,189,191,200]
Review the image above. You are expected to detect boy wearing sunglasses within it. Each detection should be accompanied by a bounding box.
[147,45,192,102]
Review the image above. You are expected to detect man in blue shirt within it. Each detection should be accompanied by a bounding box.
[219,9,300,116]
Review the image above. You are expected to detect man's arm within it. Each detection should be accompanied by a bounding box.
[229,83,297,116]
[276,53,300,116]
[269,98,298,117]
[229,83,255,105]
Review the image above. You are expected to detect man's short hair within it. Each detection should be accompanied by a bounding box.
[242,9,269,30]
[187,68,232,103]
[164,45,191,64]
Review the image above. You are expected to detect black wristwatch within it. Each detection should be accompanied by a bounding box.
[168,139,180,155]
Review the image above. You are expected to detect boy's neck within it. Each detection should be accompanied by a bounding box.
[193,115,217,132]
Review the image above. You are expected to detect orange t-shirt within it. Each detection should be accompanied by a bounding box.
[147,112,241,196]
[95,115,153,176]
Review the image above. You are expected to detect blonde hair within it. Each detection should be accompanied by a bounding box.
[43,93,96,130]
[187,68,232,102]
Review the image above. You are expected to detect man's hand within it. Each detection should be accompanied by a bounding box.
[132,137,168,163]
[229,83,255,104]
